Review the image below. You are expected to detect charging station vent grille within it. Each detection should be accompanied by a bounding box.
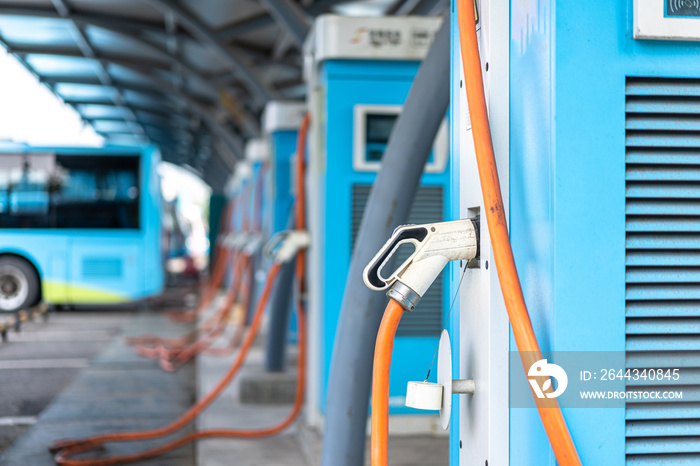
[625,77,700,463]
[351,184,444,337]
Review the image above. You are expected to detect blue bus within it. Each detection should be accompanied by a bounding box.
[0,146,164,312]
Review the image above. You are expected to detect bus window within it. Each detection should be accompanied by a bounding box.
[0,154,140,229]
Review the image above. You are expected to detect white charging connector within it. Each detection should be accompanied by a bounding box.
[362,218,479,311]
[264,230,311,264]
[363,219,480,430]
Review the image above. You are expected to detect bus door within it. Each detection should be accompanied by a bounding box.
[57,154,143,304]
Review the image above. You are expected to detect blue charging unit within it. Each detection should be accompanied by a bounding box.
[305,14,449,428]
[262,101,306,235]
[450,1,700,465]
[244,138,270,237]
[262,101,307,343]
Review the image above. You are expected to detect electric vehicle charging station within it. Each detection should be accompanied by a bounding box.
[244,138,270,237]
[304,14,450,430]
[261,101,306,347]
[262,101,307,237]
[223,161,251,258]
[448,1,700,465]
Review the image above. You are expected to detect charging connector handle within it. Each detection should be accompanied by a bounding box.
[363,219,478,307]
[264,230,311,264]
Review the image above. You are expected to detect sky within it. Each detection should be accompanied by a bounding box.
[0,46,104,147]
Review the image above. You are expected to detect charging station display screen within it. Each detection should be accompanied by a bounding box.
[666,0,700,17]
[364,113,436,164]
[365,114,398,162]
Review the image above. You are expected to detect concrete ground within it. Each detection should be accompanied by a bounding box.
[0,296,448,466]
[0,309,196,466]
[0,311,130,456]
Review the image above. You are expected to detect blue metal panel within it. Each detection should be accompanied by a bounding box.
[508,0,558,462]
[505,0,699,464]
[269,130,297,234]
[317,58,450,416]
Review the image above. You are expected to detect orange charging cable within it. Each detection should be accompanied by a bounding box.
[456,1,582,464]
[370,299,405,466]
[167,200,237,323]
[50,262,282,466]
[50,113,312,466]
[130,249,244,359]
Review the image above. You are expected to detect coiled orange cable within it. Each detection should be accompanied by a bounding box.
[50,113,312,465]
[456,2,582,464]
[131,250,245,360]
[50,262,282,465]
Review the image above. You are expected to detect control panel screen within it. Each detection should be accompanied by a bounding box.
[365,114,398,162]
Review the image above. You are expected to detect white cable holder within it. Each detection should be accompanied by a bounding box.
[404,330,474,430]
[364,220,479,428]
[362,218,479,311]
[264,230,311,264]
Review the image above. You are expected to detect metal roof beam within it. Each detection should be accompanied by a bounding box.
[0,4,225,98]
[259,0,311,48]
[108,62,248,164]
[146,0,280,107]
[395,0,448,15]
[42,76,180,97]
[65,99,176,114]
[7,44,171,70]
[0,5,182,39]
[214,0,350,42]
[57,0,154,135]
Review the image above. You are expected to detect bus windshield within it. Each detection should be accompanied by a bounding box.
[0,153,140,229]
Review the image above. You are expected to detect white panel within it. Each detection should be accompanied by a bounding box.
[245,138,270,163]
[457,0,510,464]
[262,101,307,134]
[304,14,443,80]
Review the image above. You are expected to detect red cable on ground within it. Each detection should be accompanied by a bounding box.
[144,159,268,366]
[166,200,237,323]
[135,253,248,365]
[158,256,252,371]
[128,249,243,357]
[50,113,312,466]
[50,262,282,466]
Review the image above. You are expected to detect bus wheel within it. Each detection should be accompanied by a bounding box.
[0,257,39,314]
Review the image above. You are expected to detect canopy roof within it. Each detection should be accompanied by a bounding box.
[0,0,446,190]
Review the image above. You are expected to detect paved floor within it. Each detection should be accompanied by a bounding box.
[0,298,449,466]
[0,311,129,456]
[195,330,307,466]
[0,309,197,466]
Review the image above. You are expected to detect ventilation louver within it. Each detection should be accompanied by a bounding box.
[351,184,444,337]
[626,77,700,464]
